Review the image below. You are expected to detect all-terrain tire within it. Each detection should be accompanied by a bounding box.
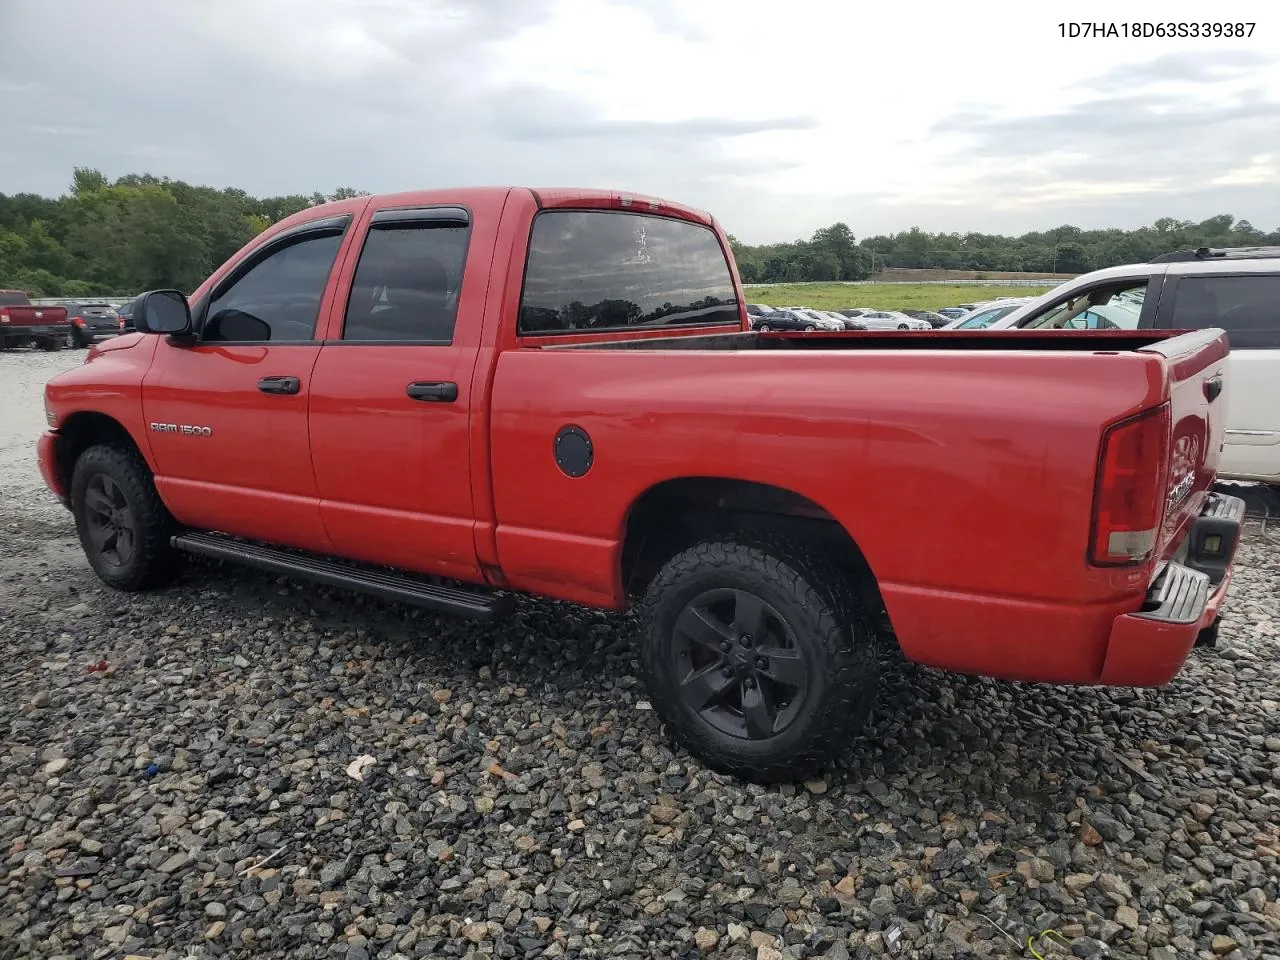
[70,444,181,591]
[638,536,879,783]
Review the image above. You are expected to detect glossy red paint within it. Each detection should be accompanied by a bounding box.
[38,186,1238,691]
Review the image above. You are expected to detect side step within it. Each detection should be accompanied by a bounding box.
[170,531,511,621]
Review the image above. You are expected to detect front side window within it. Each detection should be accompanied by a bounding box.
[342,222,469,342]
[1019,280,1148,331]
[203,231,344,343]
[518,211,739,335]
[1170,275,1280,350]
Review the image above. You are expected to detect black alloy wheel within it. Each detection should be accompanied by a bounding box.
[82,473,138,570]
[669,587,809,741]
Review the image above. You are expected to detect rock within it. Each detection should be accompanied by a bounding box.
[1189,802,1214,823]
[205,902,228,919]
[1211,936,1239,955]
[756,947,784,960]
[1115,905,1139,931]
[1080,822,1104,846]
[694,927,719,950]
[1070,937,1109,957]
[474,796,494,815]
[43,758,69,776]
[751,931,779,949]
[461,922,487,943]
[804,779,829,795]
[205,922,226,940]
[1064,873,1094,894]
[1017,857,1055,882]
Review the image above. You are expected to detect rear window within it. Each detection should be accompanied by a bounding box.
[1170,275,1280,350]
[518,210,739,335]
[0,292,30,306]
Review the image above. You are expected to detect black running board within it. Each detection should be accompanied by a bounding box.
[170,531,510,621]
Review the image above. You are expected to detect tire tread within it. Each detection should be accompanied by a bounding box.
[638,534,879,782]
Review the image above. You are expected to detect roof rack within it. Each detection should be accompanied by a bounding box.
[1149,246,1280,263]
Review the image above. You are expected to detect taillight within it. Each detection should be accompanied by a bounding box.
[72,316,84,326]
[119,318,126,328]
[0,308,9,324]
[1089,403,1171,566]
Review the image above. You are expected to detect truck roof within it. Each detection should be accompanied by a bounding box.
[298,187,716,230]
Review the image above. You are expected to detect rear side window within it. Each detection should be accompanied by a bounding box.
[518,211,739,335]
[0,292,29,306]
[342,221,469,343]
[1170,275,1280,349]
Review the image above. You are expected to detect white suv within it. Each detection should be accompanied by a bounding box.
[986,247,1280,486]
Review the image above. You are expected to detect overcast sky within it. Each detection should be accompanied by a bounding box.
[2,0,1278,243]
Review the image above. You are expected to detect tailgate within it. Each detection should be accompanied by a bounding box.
[1138,328,1230,558]
[3,306,67,327]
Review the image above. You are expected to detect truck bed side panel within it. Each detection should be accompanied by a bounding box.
[488,347,1169,681]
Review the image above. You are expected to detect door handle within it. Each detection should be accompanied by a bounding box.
[1204,375,1223,403]
[406,381,458,402]
[258,376,301,395]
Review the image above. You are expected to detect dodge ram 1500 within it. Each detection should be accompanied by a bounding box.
[38,187,1245,781]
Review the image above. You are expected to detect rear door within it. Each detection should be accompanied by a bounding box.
[307,204,483,582]
[1155,271,1280,483]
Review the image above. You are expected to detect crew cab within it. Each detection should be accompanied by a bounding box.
[0,291,69,351]
[38,187,1245,782]
[984,247,1280,488]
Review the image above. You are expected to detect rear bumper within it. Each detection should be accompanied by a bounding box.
[1,323,70,338]
[37,430,69,506]
[1098,491,1246,685]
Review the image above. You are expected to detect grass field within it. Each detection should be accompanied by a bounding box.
[745,283,1060,311]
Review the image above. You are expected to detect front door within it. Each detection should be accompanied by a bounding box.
[308,204,483,581]
[143,224,350,552]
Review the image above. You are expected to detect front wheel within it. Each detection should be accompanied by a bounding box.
[804,324,816,331]
[638,538,879,782]
[897,323,910,330]
[757,323,771,332]
[70,445,181,591]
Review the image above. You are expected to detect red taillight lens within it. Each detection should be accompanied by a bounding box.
[119,318,126,328]
[0,308,8,324]
[72,316,85,326]
[1089,403,1170,566]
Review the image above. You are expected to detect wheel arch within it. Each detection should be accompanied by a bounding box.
[619,476,893,643]
[55,412,152,496]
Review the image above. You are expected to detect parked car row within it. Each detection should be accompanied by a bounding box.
[0,292,136,349]
[745,303,935,332]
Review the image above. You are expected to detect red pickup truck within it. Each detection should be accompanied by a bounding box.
[0,290,69,351]
[37,187,1245,781]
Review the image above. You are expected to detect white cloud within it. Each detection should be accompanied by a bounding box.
[1,0,1278,242]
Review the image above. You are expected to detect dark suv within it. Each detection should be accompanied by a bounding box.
[60,301,124,347]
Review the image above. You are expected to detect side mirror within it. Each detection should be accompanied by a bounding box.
[135,290,192,336]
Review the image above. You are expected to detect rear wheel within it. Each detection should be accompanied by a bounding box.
[638,538,879,782]
[71,445,181,591]
[757,323,771,332]
[897,323,910,330]
[38,336,63,352]
[804,324,816,331]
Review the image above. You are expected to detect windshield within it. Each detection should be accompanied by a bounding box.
[957,305,1016,328]
[1020,282,1146,330]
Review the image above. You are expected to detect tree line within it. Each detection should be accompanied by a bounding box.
[2,168,1278,295]
[729,215,1280,283]
[0,168,369,297]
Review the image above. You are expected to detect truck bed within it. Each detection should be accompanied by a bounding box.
[543,328,1184,353]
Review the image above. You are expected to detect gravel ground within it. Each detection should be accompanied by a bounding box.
[2,347,1280,960]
